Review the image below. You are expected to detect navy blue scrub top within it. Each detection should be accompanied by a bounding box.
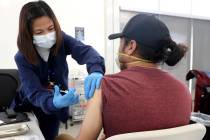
[13,32,105,121]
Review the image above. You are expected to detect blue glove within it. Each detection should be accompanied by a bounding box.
[84,72,103,100]
[53,85,79,109]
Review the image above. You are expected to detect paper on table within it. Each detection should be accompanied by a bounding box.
[0,120,4,125]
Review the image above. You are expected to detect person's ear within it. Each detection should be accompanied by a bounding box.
[124,40,137,55]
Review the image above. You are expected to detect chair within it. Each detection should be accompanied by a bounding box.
[0,69,30,124]
[106,123,206,140]
[186,70,210,114]
[0,69,20,108]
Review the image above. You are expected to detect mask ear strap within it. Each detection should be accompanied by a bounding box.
[118,53,153,63]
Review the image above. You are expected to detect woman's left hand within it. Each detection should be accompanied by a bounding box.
[84,72,103,100]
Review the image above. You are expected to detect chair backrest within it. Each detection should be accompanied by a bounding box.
[106,123,206,140]
[0,69,20,108]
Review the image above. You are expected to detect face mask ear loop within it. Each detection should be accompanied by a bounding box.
[118,53,153,63]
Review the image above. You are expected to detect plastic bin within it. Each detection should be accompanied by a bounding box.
[191,112,210,140]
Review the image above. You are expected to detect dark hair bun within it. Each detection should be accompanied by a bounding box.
[164,40,188,66]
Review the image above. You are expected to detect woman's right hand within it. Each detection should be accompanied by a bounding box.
[53,85,79,109]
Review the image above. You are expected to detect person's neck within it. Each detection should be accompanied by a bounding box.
[126,61,160,69]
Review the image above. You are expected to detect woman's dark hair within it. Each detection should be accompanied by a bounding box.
[124,37,188,66]
[17,0,62,65]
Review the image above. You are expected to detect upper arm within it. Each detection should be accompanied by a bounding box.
[14,53,58,113]
[77,89,103,140]
[63,32,90,62]
[63,33,105,74]
[15,53,43,93]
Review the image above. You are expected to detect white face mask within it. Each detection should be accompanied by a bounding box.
[115,53,126,70]
[33,31,56,49]
[115,56,120,69]
[115,53,153,70]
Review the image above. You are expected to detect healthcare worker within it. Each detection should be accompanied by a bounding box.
[12,1,105,140]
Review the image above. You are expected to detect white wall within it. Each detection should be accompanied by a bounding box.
[0,0,24,69]
[119,0,210,19]
[119,0,159,13]
[46,0,105,76]
[0,0,105,77]
[192,0,210,19]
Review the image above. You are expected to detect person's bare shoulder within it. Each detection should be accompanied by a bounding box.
[87,88,102,107]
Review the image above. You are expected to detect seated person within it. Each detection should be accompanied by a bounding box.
[56,14,192,140]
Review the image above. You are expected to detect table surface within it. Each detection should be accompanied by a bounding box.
[0,113,45,140]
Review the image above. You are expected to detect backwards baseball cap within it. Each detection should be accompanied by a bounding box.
[108,14,171,50]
